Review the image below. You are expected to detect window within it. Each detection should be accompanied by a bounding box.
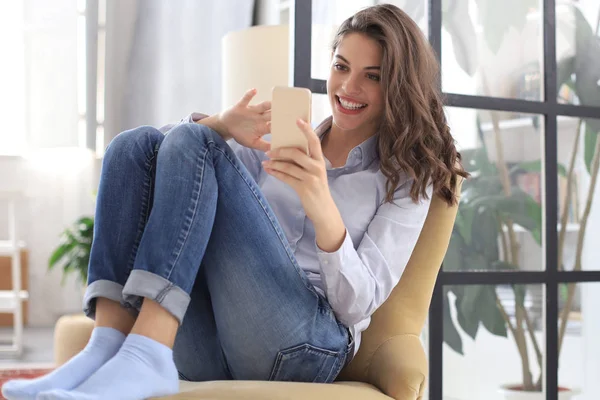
[0,0,105,156]
[0,2,26,155]
[294,0,600,399]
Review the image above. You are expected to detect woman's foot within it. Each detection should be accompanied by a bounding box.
[1,327,125,400]
[37,333,179,400]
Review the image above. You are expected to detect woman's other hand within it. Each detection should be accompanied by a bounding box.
[208,88,271,152]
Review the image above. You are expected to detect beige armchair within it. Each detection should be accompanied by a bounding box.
[157,184,461,400]
[54,184,460,400]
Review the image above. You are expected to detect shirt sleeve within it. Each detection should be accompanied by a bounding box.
[157,113,201,134]
[315,179,433,327]
[160,113,265,183]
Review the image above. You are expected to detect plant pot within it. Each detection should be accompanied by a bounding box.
[499,384,580,400]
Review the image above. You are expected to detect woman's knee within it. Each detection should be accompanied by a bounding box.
[160,123,221,156]
[104,125,164,161]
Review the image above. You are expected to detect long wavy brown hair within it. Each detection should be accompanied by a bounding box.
[332,4,468,206]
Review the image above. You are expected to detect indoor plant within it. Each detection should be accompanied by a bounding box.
[442,0,599,398]
[48,216,93,286]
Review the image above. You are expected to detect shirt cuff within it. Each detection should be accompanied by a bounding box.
[187,112,209,123]
[315,228,354,277]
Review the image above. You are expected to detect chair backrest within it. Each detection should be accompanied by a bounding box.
[337,180,462,397]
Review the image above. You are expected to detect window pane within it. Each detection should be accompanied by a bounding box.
[442,0,544,101]
[312,93,331,126]
[310,0,375,81]
[556,1,600,107]
[444,284,545,399]
[377,0,428,34]
[558,282,599,398]
[0,1,26,154]
[556,117,600,271]
[444,108,544,272]
[26,0,80,149]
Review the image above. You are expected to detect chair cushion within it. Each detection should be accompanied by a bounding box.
[153,380,394,400]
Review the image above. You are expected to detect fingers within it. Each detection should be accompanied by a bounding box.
[266,147,317,172]
[250,100,271,113]
[237,88,257,107]
[256,120,270,135]
[262,160,307,182]
[254,138,271,153]
[262,110,271,122]
[296,119,323,160]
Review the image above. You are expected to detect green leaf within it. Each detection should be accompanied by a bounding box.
[571,6,600,108]
[443,289,463,355]
[584,120,600,174]
[471,209,500,262]
[466,193,503,210]
[479,286,508,337]
[557,56,575,94]
[457,286,482,339]
[497,189,542,245]
[78,216,94,227]
[491,261,519,271]
[460,178,504,208]
[475,0,537,54]
[509,160,567,177]
[513,284,527,308]
[48,241,76,268]
[559,283,569,304]
[459,147,496,176]
[455,207,475,245]
[463,252,492,272]
[441,0,478,77]
[444,234,464,272]
[530,227,542,247]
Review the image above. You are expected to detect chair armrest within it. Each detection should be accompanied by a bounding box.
[157,381,394,399]
[366,334,428,400]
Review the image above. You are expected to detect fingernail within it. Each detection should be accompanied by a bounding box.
[265,151,271,157]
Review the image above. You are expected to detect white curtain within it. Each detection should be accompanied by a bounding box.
[103,0,255,145]
[0,0,256,328]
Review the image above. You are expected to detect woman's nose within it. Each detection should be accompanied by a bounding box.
[342,76,361,95]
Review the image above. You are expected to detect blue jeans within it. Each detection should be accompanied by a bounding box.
[83,123,353,383]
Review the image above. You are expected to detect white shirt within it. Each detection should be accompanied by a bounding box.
[219,115,432,355]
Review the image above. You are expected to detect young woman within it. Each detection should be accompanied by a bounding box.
[3,4,466,400]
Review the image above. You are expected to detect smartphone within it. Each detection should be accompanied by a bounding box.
[270,86,312,158]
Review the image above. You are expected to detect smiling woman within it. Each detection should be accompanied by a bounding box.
[327,35,383,137]
[323,4,466,206]
[2,4,467,400]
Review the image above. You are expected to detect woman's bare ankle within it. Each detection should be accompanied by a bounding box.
[95,297,136,335]
[130,298,179,348]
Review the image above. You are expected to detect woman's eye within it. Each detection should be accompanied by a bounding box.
[367,74,381,82]
[333,63,347,71]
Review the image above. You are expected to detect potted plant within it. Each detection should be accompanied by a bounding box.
[442,1,598,398]
[48,216,93,287]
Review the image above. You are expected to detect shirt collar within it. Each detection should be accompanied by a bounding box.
[314,116,379,169]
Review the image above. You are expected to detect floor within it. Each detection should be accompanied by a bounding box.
[0,327,54,369]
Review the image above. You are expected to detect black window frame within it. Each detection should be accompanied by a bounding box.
[291,1,600,399]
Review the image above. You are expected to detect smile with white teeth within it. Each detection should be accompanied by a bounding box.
[337,96,367,110]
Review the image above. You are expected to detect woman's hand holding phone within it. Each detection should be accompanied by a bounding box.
[263,119,336,225]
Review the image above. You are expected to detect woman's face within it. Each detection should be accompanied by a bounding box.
[327,32,384,137]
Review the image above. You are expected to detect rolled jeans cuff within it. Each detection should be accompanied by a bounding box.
[122,269,191,324]
[83,279,134,320]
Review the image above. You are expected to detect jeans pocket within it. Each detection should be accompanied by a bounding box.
[268,343,343,383]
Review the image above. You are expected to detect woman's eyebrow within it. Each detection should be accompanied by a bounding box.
[334,54,381,70]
